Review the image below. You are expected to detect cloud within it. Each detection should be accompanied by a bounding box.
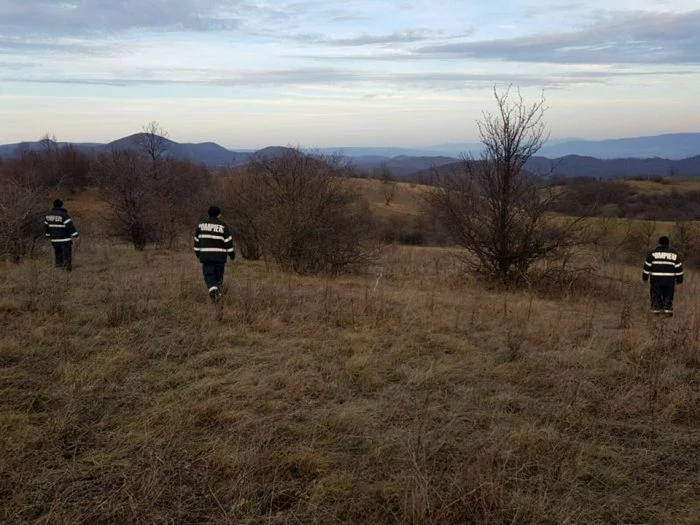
[0,0,241,35]
[523,2,582,16]
[0,36,118,56]
[0,77,127,86]
[293,29,436,46]
[3,65,693,90]
[0,60,34,69]
[417,9,700,65]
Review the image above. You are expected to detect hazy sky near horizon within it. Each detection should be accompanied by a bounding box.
[1,0,699,148]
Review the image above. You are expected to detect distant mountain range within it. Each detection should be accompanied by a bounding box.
[414,155,700,181]
[1,132,699,179]
[415,133,700,160]
[537,133,700,160]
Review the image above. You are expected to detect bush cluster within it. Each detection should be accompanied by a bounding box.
[0,134,214,260]
[222,148,377,275]
[553,178,700,221]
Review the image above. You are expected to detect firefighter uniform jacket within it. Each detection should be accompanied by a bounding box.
[44,207,79,243]
[642,245,683,284]
[193,217,235,263]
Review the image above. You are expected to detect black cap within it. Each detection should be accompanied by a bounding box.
[208,206,221,218]
[53,199,63,208]
[658,236,670,246]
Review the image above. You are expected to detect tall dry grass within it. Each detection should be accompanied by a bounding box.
[1,240,698,524]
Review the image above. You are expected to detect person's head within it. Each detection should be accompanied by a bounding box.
[658,236,670,247]
[53,199,63,208]
[208,206,221,218]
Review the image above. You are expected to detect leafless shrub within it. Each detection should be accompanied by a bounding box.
[0,175,45,262]
[425,86,587,283]
[55,144,93,192]
[95,149,156,250]
[672,220,700,267]
[2,135,92,194]
[619,220,657,262]
[153,159,214,248]
[382,181,397,206]
[589,217,626,263]
[554,179,700,222]
[618,295,633,329]
[230,148,377,274]
[220,170,265,260]
[95,148,213,250]
[372,164,397,205]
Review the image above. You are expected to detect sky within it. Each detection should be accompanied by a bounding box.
[1,0,699,149]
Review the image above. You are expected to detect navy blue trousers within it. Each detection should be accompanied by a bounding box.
[202,262,225,291]
[52,242,73,271]
[650,280,675,311]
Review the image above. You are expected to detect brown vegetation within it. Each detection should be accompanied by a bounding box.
[0,138,92,262]
[426,87,586,282]
[94,148,213,250]
[553,177,700,222]
[1,125,698,523]
[0,177,45,262]
[223,148,377,274]
[1,240,698,524]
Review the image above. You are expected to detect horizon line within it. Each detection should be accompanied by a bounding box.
[1,130,699,152]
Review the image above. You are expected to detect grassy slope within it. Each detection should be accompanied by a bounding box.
[625,177,700,194]
[1,239,699,524]
[351,179,424,218]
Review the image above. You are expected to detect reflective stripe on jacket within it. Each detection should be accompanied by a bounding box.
[643,245,683,284]
[193,217,235,263]
[44,207,79,243]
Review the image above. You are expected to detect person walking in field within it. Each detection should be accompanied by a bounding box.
[193,206,235,302]
[44,199,79,271]
[643,236,683,316]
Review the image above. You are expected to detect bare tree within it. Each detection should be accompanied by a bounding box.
[374,164,397,206]
[233,148,377,274]
[383,182,397,206]
[426,86,585,283]
[96,147,212,250]
[38,132,58,155]
[95,149,156,250]
[137,121,170,179]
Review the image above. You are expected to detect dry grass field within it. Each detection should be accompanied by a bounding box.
[351,179,424,218]
[625,177,700,194]
[1,236,699,524]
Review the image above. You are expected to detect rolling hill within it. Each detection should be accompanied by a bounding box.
[537,133,700,160]
[351,155,460,178]
[106,134,244,166]
[412,155,700,181]
[1,132,699,178]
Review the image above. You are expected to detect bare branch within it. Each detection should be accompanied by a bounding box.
[137,121,170,179]
[425,86,586,283]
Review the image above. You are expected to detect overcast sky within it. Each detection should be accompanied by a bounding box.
[1,0,698,148]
